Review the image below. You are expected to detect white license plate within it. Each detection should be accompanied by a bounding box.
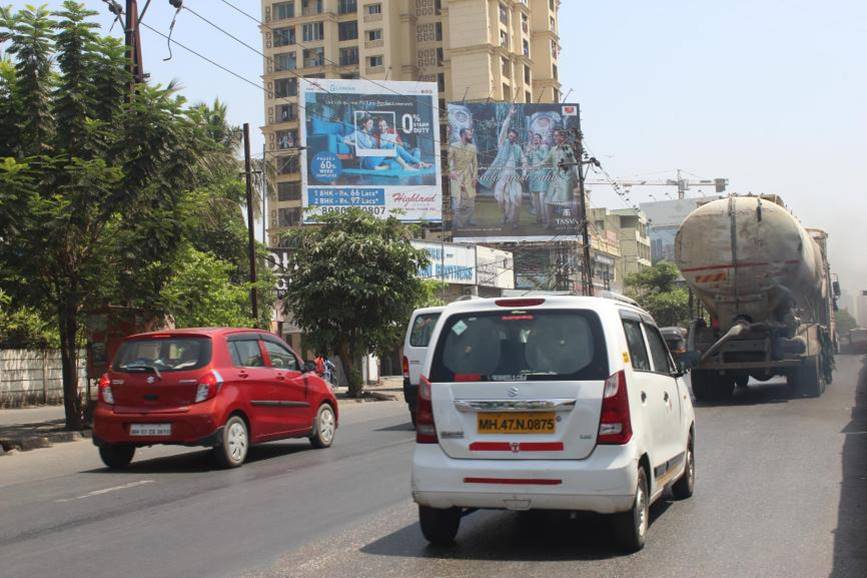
[130,423,172,436]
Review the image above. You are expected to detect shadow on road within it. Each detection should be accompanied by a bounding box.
[693,381,793,408]
[831,355,867,577]
[375,422,415,432]
[361,500,673,562]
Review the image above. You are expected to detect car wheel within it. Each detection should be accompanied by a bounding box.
[309,403,336,449]
[672,436,695,500]
[612,466,649,553]
[99,445,135,469]
[418,505,461,545]
[214,415,249,468]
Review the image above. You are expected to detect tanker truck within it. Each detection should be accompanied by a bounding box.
[675,195,838,400]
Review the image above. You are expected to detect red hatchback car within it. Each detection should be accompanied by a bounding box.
[93,328,338,469]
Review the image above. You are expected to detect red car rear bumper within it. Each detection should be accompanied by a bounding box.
[92,402,222,448]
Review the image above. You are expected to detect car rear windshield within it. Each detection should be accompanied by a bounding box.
[429,309,608,382]
[409,313,441,347]
[113,337,212,373]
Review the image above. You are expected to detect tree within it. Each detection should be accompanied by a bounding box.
[281,209,429,397]
[625,261,691,327]
[837,308,857,335]
[0,3,257,428]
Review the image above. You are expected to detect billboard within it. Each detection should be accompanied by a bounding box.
[476,246,515,289]
[412,241,477,285]
[447,102,582,242]
[300,79,442,223]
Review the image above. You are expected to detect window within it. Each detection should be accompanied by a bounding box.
[430,310,609,383]
[525,90,532,103]
[437,47,444,65]
[524,64,531,84]
[368,55,384,68]
[303,47,324,67]
[277,181,302,202]
[501,56,510,78]
[276,130,297,149]
[263,340,298,370]
[338,0,357,14]
[499,30,509,48]
[410,313,441,347]
[437,72,445,92]
[273,27,295,47]
[274,77,297,98]
[278,207,301,226]
[521,12,529,33]
[277,155,300,175]
[273,51,296,72]
[340,72,359,79]
[277,103,297,122]
[502,83,511,102]
[435,22,442,41]
[367,29,382,41]
[114,337,212,372]
[366,3,382,14]
[523,39,530,57]
[301,0,323,16]
[499,2,509,25]
[302,21,324,42]
[623,319,651,372]
[338,20,358,41]
[273,1,294,20]
[339,46,359,65]
[645,325,675,374]
[229,340,265,368]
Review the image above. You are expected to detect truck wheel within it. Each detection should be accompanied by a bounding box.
[797,357,824,398]
[734,375,749,389]
[419,505,461,545]
[691,371,710,402]
[713,377,735,401]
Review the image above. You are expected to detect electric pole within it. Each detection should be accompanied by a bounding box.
[560,107,594,296]
[244,124,259,322]
[124,0,145,87]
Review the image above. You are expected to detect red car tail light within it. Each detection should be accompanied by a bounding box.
[598,370,633,445]
[402,356,410,380]
[194,370,224,403]
[494,298,545,308]
[98,373,114,405]
[416,375,438,444]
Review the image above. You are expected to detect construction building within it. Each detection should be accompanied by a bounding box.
[260,0,562,243]
[591,207,652,285]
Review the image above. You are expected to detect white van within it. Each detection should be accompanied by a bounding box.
[411,296,696,551]
[402,306,445,426]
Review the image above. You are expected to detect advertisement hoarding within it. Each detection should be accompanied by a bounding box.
[300,79,442,223]
[447,102,582,242]
[475,246,515,289]
[412,241,477,285]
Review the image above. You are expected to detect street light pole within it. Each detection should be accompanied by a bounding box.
[243,123,259,322]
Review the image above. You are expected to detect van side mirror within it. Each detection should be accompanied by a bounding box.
[302,361,317,373]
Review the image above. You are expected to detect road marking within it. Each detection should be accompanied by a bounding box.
[54,480,155,503]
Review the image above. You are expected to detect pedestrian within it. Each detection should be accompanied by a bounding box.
[324,357,337,389]
[314,353,326,378]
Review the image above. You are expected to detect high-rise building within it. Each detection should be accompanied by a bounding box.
[261,0,562,243]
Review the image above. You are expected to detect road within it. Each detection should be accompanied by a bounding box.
[0,356,864,578]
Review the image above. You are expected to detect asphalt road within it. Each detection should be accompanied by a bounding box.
[0,356,864,578]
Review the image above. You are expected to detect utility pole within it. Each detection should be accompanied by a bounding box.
[567,106,594,296]
[243,124,259,322]
[124,0,145,88]
[262,143,268,246]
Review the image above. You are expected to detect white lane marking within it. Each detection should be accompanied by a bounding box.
[54,480,155,503]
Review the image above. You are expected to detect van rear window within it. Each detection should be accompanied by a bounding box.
[113,337,212,373]
[429,310,608,382]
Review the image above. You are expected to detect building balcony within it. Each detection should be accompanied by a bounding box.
[364,38,384,49]
[363,12,383,23]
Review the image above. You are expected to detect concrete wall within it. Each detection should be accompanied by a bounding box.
[0,349,87,407]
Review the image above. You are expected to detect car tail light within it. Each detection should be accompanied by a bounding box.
[495,298,545,308]
[98,373,114,405]
[598,370,632,445]
[402,356,409,380]
[194,370,224,403]
[416,375,438,444]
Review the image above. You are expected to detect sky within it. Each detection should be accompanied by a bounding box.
[5,1,867,291]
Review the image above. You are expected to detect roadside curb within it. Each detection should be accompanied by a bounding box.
[0,429,92,454]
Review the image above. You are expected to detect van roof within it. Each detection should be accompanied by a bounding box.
[439,295,652,319]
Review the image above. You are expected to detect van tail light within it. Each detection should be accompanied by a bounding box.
[98,373,114,405]
[495,298,545,308]
[598,370,632,445]
[402,356,410,380]
[194,370,224,403]
[415,375,438,444]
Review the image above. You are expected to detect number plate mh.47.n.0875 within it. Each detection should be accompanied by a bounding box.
[477,412,555,434]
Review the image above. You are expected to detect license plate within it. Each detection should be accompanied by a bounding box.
[477,412,555,434]
[130,423,172,436]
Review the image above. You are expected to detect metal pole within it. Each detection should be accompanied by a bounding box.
[575,106,593,296]
[262,143,267,245]
[244,124,259,322]
[125,1,144,87]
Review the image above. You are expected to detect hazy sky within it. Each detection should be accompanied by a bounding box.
[5,1,866,290]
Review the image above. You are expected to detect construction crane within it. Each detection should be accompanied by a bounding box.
[587,169,728,200]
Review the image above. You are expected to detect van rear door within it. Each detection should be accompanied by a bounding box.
[405,310,442,386]
[428,307,610,460]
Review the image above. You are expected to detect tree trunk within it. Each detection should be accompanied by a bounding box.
[58,301,83,430]
[338,340,363,398]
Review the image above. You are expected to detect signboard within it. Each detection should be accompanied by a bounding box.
[476,246,515,289]
[447,102,582,242]
[300,79,442,223]
[412,241,477,285]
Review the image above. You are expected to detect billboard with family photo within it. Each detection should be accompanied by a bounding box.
[300,79,442,223]
[447,102,582,242]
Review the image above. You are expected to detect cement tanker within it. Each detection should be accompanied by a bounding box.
[675,196,838,400]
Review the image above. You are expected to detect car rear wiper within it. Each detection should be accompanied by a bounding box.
[119,362,162,379]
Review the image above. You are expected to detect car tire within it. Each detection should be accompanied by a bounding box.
[99,445,135,469]
[612,466,649,553]
[309,403,336,449]
[419,505,461,546]
[671,436,695,500]
[214,415,249,468]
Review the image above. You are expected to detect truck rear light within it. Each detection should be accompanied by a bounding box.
[194,370,223,403]
[402,356,409,380]
[598,370,632,445]
[98,373,114,405]
[416,375,438,444]
[495,298,545,308]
